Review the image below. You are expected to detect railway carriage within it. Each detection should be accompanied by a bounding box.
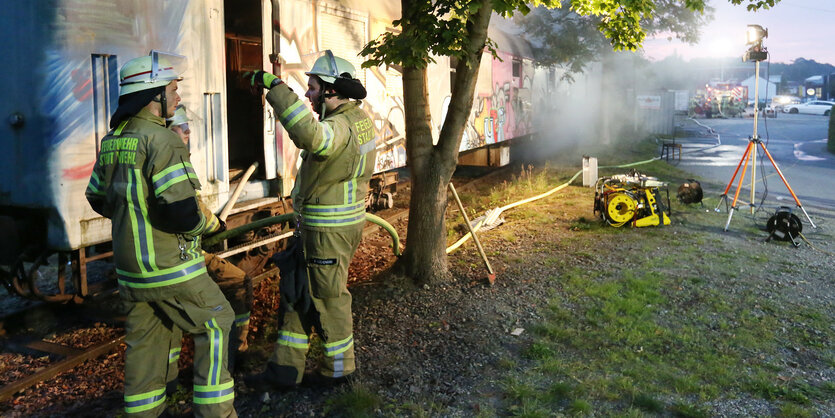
[0,0,577,302]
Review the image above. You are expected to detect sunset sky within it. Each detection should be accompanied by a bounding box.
[641,0,835,65]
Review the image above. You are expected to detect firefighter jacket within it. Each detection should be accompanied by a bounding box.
[85,108,212,301]
[266,84,377,228]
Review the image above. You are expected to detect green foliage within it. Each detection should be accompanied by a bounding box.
[362,0,781,70]
[361,0,558,69]
[513,4,610,76]
[729,0,781,11]
[773,58,835,83]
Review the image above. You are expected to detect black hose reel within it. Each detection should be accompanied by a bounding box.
[765,206,802,247]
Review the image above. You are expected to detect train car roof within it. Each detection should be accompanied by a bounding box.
[488,14,534,60]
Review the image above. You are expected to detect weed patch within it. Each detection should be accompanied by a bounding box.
[324,384,382,417]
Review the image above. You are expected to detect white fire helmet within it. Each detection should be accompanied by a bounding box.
[167,105,190,127]
[305,50,356,84]
[119,51,187,96]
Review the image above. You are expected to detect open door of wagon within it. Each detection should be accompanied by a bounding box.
[223,0,280,200]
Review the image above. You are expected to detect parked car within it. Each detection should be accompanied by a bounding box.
[771,95,801,112]
[745,103,777,118]
[782,100,835,115]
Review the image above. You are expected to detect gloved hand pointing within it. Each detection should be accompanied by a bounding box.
[244,70,282,90]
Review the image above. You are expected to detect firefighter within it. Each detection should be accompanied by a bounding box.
[243,50,376,390]
[167,104,254,360]
[85,53,236,417]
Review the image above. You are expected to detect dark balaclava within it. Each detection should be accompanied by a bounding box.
[109,86,166,129]
[315,73,367,120]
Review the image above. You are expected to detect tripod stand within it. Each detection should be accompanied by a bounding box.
[716,59,816,231]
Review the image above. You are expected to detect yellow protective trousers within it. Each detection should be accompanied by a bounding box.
[267,224,363,385]
[205,253,252,352]
[123,275,236,418]
[166,253,252,387]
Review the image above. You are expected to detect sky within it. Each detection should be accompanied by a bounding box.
[641,0,835,65]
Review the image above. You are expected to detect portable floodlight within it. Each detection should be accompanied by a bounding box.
[743,25,768,62]
[745,24,767,45]
[719,25,817,234]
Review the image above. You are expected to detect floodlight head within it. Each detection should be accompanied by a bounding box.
[746,25,767,45]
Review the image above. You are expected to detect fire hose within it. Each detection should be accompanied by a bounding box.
[446,156,660,254]
[203,212,402,257]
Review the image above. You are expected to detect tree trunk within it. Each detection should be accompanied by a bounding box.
[396,0,493,285]
[398,66,454,284]
[400,150,454,284]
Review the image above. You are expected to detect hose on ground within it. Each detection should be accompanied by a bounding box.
[798,232,835,257]
[446,156,661,254]
[365,213,403,256]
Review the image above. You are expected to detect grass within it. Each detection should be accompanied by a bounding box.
[441,136,835,415]
[497,249,834,415]
[323,384,382,417]
[255,134,833,416]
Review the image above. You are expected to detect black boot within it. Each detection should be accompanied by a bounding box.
[302,371,355,388]
[243,363,299,392]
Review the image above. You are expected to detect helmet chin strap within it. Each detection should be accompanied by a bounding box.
[317,89,339,121]
[152,90,170,119]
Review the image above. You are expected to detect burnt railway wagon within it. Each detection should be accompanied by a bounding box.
[0,0,572,302]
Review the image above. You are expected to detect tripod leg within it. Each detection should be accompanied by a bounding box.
[724,207,736,231]
[718,141,753,205]
[757,143,817,228]
[798,206,817,229]
[714,194,726,212]
[724,144,753,231]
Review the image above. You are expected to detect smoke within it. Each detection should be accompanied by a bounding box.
[526,51,668,163]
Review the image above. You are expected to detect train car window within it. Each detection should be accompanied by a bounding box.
[91,54,119,154]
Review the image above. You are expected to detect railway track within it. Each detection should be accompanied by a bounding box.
[0,168,507,409]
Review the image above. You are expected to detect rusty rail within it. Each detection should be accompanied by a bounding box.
[0,336,125,402]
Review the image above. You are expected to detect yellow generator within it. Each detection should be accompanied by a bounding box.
[593,172,671,227]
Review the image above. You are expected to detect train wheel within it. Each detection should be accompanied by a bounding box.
[22,251,74,303]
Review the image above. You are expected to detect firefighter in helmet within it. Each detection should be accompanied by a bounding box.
[243,51,376,390]
[166,104,254,364]
[85,52,236,417]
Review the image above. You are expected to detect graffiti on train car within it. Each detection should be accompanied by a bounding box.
[275,1,547,177]
[461,52,538,152]
[48,0,189,180]
[275,0,407,182]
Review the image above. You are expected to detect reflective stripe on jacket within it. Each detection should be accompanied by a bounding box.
[266,84,377,228]
[85,108,208,300]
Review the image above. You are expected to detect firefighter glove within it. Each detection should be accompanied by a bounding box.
[246,70,282,90]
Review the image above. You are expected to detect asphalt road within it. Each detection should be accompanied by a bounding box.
[675,113,834,215]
